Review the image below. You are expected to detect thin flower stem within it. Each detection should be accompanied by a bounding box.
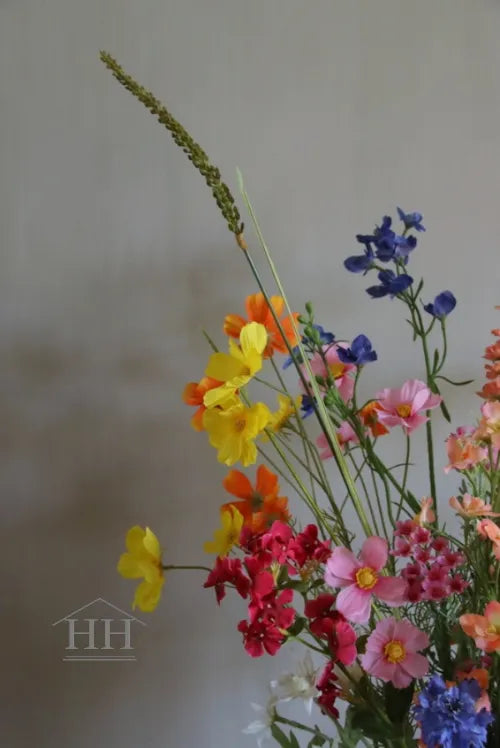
[368,466,390,543]
[238,178,373,538]
[162,564,212,572]
[395,434,411,521]
[274,715,329,739]
[346,453,381,537]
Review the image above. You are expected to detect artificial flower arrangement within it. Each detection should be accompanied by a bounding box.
[101,52,500,747]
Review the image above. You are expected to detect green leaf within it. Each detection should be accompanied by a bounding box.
[286,616,306,636]
[288,731,301,748]
[435,375,474,387]
[271,724,292,746]
[347,705,388,741]
[384,681,414,723]
[432,348,440,372]
[405,490,421,514]
[307,735,326,747]
[440,399,451,423]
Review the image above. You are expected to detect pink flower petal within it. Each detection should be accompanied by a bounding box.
[324,547,359,587]
[360,536,388,571]
[336,584,372,623]
[403,413,428,435]
[374,576,407,606]
[391,665,413,689]
[400,652,429,680]
[393,620,429,651]
[400,379,427,404]
[360,649,384,672]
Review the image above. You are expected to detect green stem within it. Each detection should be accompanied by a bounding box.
[238,178,373,538]
[163,564,212,572]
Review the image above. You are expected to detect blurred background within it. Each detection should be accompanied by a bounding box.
[1,0,500,745]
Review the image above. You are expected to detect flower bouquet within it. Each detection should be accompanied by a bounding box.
[102,53,500,748]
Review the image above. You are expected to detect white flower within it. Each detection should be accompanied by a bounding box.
[242,697,277,748]
[270,652,318,715]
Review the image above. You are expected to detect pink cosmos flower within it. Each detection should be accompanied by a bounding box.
[303,344,356,403]
[316,422,359,460]
[324,536,406,623]
[375,379,442,435]
[444,426,487,473]
[361,617,429,689]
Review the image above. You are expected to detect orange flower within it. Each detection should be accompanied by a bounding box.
[456,667,489,691]
[485,361,500,380]
[484,341,500,361]
[220,464,290,533]
[358,401,388,437]
[477,378,500,401]
[224,293,299,357]
[414,497,435,526]
[477,518,500,559]
[460,601,500,652]
[183,376,224,431]
[450,494,500,518]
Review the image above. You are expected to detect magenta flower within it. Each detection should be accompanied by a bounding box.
[361,617,429,689]
[324,537,406,623]
[376,379,442,435]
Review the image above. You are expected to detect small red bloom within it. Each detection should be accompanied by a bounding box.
[288,524,331,567]
[204,557,250,604]
[261,520,294,564]
[316,661,340,718]
[237,617,284,657]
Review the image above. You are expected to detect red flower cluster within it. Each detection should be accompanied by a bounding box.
[204,520,333,658]
[392,520,467,602]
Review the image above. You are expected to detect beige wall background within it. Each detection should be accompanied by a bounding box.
[1,0,500,746]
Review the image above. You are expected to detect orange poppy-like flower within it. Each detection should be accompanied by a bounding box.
[220,464,290,533]
[358,401,389,437]
[183,376,224,431]
[224,293,299,358]
[450,494,500,518]
[460,601,500,652]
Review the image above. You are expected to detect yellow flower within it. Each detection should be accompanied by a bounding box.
[203,400,271,466]
[261,394,301,441]
[203,322,267,408]
[117,526,165,612]
[204,507,244,557]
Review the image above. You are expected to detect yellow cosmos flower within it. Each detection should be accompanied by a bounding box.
[204,507,244,557]
[203,401,271,466]
[117,526,165,612]
[203,322,267,408]
[261,394,302,441]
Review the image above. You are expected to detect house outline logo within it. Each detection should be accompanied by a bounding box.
[52,597,146,662]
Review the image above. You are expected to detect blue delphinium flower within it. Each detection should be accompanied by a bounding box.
[337,335,377,366]
[300,394,315,418]
[397,207,425,232]
[424,290,457,319]
[366,269,413,299]
[282,324,335,369]
[413,675,493,748]
[344,245,375,274]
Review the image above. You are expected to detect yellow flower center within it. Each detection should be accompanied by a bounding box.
[396,403,412,418]
[384,639,406,664]
[329,362,346,379]
[355,566,378,590]
[234,417,247,433]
